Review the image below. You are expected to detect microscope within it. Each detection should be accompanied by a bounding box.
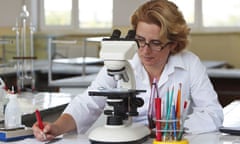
[88,29,151,144]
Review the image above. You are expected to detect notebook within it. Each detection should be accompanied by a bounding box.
[0,126,33,142]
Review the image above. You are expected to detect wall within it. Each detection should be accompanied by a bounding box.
[113,0,147,26]
[0,0,22,27]
[189,33,240,68]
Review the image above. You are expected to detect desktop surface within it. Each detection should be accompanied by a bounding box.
[5,132,239,144]
[1,100,240,143]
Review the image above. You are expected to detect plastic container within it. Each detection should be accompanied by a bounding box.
[0,78,6,118]
[152,118,189,144]
[153,139,189,144]
[150,84,190,144]
[4,92,22,129]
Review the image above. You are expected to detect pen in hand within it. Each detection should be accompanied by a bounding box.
[35,109,47,140]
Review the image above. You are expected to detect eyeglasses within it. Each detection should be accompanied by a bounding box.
[135,35,170,51]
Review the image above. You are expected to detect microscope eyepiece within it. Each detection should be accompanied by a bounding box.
[125,30,136,40]
[110,29,121,40]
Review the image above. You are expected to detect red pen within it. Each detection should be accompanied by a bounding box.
[35,109,44,130]
[155,97,162,141]
[153,78,162,141]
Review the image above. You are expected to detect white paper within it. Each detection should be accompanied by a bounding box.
[4,135,91,144]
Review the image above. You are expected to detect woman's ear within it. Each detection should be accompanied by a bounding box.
[169,41,178,53]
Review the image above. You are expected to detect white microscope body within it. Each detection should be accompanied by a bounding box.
[88,30,150,144]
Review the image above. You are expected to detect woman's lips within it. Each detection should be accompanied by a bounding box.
[143,55,154,61]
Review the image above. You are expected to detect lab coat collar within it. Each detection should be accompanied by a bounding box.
[131,52,186,87]
[158,52,186,87]
[166,52,186,72]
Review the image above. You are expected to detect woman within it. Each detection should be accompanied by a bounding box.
[33,0,223,141]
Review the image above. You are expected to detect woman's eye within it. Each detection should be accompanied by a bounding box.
[151,41,162,46]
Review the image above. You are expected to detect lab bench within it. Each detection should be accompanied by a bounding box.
[208,69,240,107]
[0,59,101,127]
[0,59,102,91]
[201,60,240,107]
[1,59,240,107]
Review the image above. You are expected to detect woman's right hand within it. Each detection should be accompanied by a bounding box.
[32,121,58,141]
[32,113,77,141]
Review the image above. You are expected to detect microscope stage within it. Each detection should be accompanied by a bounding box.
[89,89,146,98]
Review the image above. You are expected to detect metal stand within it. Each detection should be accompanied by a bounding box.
[48,38,78,86]
[12,4,36,92]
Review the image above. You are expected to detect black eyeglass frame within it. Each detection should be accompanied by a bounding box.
[135,35,170,51]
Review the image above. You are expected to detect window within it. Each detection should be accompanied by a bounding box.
[39,0,240,33]
[78,0,112,29]
[44,0,72,26]
[170,0,240,32]
[40,0,113,33]
[202,0,240,27]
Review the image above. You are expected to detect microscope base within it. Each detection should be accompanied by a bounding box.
[88,123,150,144]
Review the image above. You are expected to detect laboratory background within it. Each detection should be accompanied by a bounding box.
[0,0,240,143]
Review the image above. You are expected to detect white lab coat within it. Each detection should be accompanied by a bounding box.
[63,50,223,134]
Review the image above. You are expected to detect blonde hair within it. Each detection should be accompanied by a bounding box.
[131,0,190,54]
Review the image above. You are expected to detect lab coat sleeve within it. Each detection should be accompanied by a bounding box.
[63,67,116,134]
[184,55,224,134]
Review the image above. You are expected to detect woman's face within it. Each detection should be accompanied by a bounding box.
[136,21,171,68]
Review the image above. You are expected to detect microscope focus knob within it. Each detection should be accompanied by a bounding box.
[129,97,144,116]
[134,97,144,107]
[104,110,113,115]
